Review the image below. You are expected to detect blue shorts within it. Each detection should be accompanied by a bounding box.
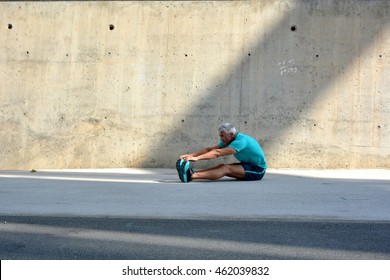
[241,164,266,181]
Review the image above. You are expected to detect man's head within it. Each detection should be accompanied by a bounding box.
[218,123,237,146]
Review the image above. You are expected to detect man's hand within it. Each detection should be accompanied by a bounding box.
[184,155,199,162]
[179,155,199,162]
[179,154,191,159]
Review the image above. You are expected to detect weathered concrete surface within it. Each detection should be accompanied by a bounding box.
[0,1,389,169]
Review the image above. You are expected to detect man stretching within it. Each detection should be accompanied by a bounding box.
[176,123,267,182]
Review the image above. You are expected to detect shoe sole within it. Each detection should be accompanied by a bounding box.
[181,160,190,183]
[176,159,184,182]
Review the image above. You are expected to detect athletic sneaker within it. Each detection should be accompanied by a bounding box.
[176,158,183,174]
[176,159,185,182]
[176,158,189,182]
[186,167,194,182]
[176,158,192,183]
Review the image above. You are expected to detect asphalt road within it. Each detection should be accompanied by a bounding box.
[1,215,390,260]
[1,168,390,260]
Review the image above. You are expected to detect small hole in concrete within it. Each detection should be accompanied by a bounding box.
[291,25,297,31]
[379,54,382,58]
[26,51,29,55]
[8,24,13,29]
[248,53,251,56]
[109,24,115,30]
[316,54,319,58]
[378,125,381,128]
[182,119,184,123]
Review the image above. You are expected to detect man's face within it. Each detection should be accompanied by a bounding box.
[219,131,235,146]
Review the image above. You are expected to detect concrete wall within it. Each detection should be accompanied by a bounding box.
[1,0,389,170]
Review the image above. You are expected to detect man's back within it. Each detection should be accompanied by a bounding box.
[219,133,267,168]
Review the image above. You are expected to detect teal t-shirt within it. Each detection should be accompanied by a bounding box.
[218,133,267,168]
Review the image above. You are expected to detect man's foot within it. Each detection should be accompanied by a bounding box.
[176,158,183,174]
[181,160,191,182]
[176,159,185,182]
[186,167,194,182]
[176,159,192,183]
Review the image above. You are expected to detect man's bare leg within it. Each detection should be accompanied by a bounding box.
[192,164,246,180]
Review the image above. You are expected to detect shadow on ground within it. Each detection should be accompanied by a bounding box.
[1,215,389,260]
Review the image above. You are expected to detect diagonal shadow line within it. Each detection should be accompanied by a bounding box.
[138,0,390,169]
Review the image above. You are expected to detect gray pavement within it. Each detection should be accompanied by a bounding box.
[1,168,390,259]
[2,215,390,259]
[0,168,389,221]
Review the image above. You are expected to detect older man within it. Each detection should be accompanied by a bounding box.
[177,123,267,182]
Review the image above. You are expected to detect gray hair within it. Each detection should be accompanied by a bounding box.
[218,123,237,135]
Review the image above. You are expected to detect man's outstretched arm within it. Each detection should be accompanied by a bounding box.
[181,147,237,162]
[179,145,220,160]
